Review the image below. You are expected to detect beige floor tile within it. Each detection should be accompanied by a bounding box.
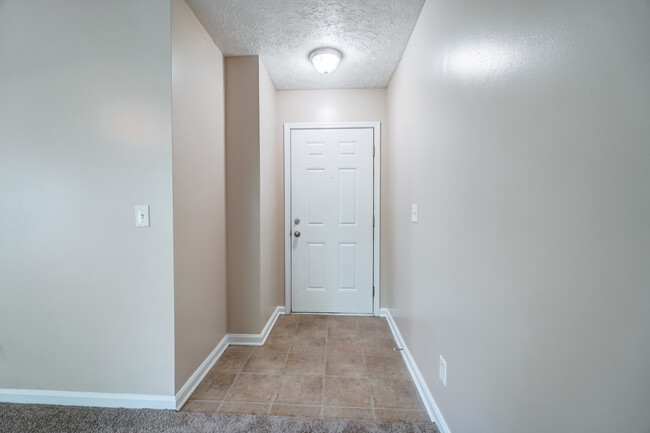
[296,322,328,337]
[327,315,358,322]
[290,335,327,353]
[186,314,430,424]
[358,320,392,339]
[211,351,251,373]
[242,351,287,374]
[272,317,299,336]
[324,377,371,407]
[370,378,423,410]
[296,316,328,335]
[375,408,430,422]
[269,326,296,338]
[327,316,358,329]
[219,402,270,415]
[283,352,326,375]
[298,315,329,324]
[326,337,363,355]
[322,406,375,421]
[226,374,280,403]
[270,404,322,418]
[326,352,367,378]
[181,400,221,413]
[364,354,408,378]
[276,314,301,325]
[254,336,292,353]
[189,372,236,401]
[275,375,323,405]
[361,337,399,355]
[356,317,386,326]
[226,345,255,352]
[328,324,360,338]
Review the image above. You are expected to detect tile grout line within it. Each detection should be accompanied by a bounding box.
[320,316,335,417]
[359,319,377,421]
[233,371,403,379]
[217,348,254,412]
[268,334,295,415]
[192,400,423,412]
[193,398,427,415]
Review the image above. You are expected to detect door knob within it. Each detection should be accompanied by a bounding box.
[294,231,301,238]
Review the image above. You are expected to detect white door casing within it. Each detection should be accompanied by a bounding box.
[284,123,380,314]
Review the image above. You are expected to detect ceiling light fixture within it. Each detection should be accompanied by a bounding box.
[309,47,342,74]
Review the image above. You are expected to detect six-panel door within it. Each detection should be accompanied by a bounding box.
[290,128,374,314]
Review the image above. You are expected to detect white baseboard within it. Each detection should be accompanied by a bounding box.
[0,388,175,409]
[228,306,285,346]
[174,333,229,410]
[380,308,451,433]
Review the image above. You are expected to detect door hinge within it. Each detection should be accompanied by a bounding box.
[373,145,375,157]
[373,215,375,228]
[373,285,375,297]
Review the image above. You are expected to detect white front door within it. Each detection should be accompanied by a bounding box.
[290,127,374,314]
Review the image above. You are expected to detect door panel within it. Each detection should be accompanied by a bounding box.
[291,127,374,314]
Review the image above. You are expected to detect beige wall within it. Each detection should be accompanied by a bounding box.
[0,0,175,395]
[259,61,284,325]
[225,56,285,333]
[276,89,388,307]
[224,56,262,333]
[385,1,650,432]
[276,89,387,125]
[171,0,227,393]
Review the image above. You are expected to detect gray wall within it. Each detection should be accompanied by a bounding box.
[171,0,228,393]
[385,1,650,432]
[0,0,175,395]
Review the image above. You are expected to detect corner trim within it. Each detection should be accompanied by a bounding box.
[174,334,229,410]
[0,389,175,410]
[227,306,285,346]
[380,308,452,433]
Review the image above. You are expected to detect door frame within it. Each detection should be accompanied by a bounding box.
[284,121,381,316]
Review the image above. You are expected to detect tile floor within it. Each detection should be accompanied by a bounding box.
[181,314,429,422]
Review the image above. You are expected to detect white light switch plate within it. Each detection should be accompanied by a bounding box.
[135,205,150,227]
[411,204,418,223]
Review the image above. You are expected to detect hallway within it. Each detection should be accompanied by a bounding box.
[3,1,650,432]
[181,315,428,422]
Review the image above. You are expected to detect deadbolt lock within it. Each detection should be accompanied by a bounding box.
[294,218,301,225]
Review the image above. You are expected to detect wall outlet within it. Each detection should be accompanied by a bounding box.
[439,355,447,387]
[135,205,150,227]
[411,203,418,223]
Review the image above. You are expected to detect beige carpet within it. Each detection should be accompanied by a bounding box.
[0,403,438,433]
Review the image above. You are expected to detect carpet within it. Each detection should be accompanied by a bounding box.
[0,403,439,433]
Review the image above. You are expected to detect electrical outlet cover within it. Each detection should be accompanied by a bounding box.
[439,355,447,387]
[135,205,150,227]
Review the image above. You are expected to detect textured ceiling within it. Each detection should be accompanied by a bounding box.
[185,0,425,90]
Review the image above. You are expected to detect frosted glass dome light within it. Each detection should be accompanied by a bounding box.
[310,48,342,74]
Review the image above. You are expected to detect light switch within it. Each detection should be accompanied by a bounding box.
[411,204,418,223]
[135,205,150,227]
